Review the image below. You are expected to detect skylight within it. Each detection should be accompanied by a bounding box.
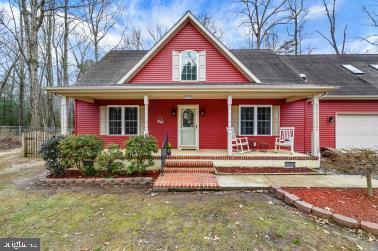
[369,64,378,70]
[341,64,364,74]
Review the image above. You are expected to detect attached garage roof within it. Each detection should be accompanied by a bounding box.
[280,54,378,96]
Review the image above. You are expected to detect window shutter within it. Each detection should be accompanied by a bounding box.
[198,50,206,81]
[232,106,239,135]
[100,106,107,135]
[272,106,280,136]
[139,106,145,135]
[172,50,180,81]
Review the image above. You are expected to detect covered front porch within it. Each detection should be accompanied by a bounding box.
[47,84,336,160]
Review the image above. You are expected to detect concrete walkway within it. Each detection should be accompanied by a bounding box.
[216,174,378,189]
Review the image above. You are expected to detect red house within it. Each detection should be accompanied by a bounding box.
[47,12,378,169]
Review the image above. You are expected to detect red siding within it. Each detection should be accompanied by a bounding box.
[75,99,314,153]
[129,22,249,84]
[319,100,378,149]
[281,99,312,153]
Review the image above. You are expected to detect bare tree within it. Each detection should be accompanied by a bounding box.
[198,12,224,40]
[83,0,123,62]
[147,24,167,43]
[362,1,378,46]
[316,0,347,55]
[21,0,46,128]
[286,0,308,54]
[238,0,289,49]
[118,27,145,50]
[325,149,378,197]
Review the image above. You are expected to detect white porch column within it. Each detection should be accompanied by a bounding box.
[60,96,69,135]
[227,95,233,156]
[311,95,320,157]
[144,95,149,135]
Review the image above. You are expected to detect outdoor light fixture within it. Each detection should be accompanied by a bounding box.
[200,109,206,116]
[328,116,335,123]
[171,109,177,116]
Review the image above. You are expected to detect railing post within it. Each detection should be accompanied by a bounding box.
[311,95,320,159]
[144,95,149,135]
[227,95,233,156]
[60,96,69,135]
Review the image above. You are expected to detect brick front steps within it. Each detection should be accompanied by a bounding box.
[269,186,378,236]
[153,173,220,191]
[164,167,215,173]
[165,160,214,167]
[37,177,153,186]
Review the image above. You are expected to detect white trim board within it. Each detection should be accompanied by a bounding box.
[116,11,261,84]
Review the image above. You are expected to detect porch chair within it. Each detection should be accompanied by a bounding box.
[227,127,251,153]
[275,127,295,154]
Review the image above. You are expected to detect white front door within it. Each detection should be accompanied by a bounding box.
[178,105,199,149]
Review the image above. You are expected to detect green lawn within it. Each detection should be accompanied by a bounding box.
[0,150,376,250]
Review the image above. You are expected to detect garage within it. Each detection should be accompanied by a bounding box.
[336,114,378,150]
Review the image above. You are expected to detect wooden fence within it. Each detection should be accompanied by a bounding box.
[22,128,62,158]
[0,126,29,138]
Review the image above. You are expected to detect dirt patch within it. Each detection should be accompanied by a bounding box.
[48,169,160,180]
[0,137,21,151]
[285,187,378,223]
[216,167,318,174]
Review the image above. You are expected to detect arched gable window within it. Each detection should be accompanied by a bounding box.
[180,50,198,81]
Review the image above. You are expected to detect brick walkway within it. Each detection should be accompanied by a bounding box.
[153,172,220,191]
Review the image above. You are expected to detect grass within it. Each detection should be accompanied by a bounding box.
[0,150,376,250]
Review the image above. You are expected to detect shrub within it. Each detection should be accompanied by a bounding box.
[40,136,66,176]
[325,148,378,197]
[58,135,104,176]
[124,135,158,174]
[96,144,125,175]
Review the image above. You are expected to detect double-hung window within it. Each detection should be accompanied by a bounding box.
[108,106,139,135]
[180,50,198,81]
[239,106,272,136]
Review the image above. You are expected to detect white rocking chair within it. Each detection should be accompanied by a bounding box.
[227,127,251,153]
[275,127,295,154]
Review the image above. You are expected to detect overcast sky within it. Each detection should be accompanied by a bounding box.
[101,0,377,54]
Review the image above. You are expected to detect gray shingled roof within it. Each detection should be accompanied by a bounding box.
[280,54,378,95]
[75,49,378,96]
[76,50,147,86]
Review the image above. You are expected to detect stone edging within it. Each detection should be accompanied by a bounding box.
[36,177,154,186]
[269,185,378,236]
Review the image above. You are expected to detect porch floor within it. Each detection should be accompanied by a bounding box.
[154,149,314,160]
[156,149,307,156]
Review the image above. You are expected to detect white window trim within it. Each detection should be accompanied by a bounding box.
[179,50,199,82]
[107,105,139,136]
[238,105,273,136]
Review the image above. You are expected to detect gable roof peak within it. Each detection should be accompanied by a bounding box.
[116,11,261,84]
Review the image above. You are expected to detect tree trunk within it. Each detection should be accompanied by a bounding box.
[63,0,69,87]
[18,0,25,128]
[366,171,373,197]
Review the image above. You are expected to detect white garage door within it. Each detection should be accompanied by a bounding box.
[336,114,378,150]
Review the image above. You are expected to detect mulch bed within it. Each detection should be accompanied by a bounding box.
[48,169,160,180]
[0,137,21,151]
[216,167,318,174]
[285,187,378,223]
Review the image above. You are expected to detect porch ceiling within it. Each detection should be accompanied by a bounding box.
[46,84,337,103]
